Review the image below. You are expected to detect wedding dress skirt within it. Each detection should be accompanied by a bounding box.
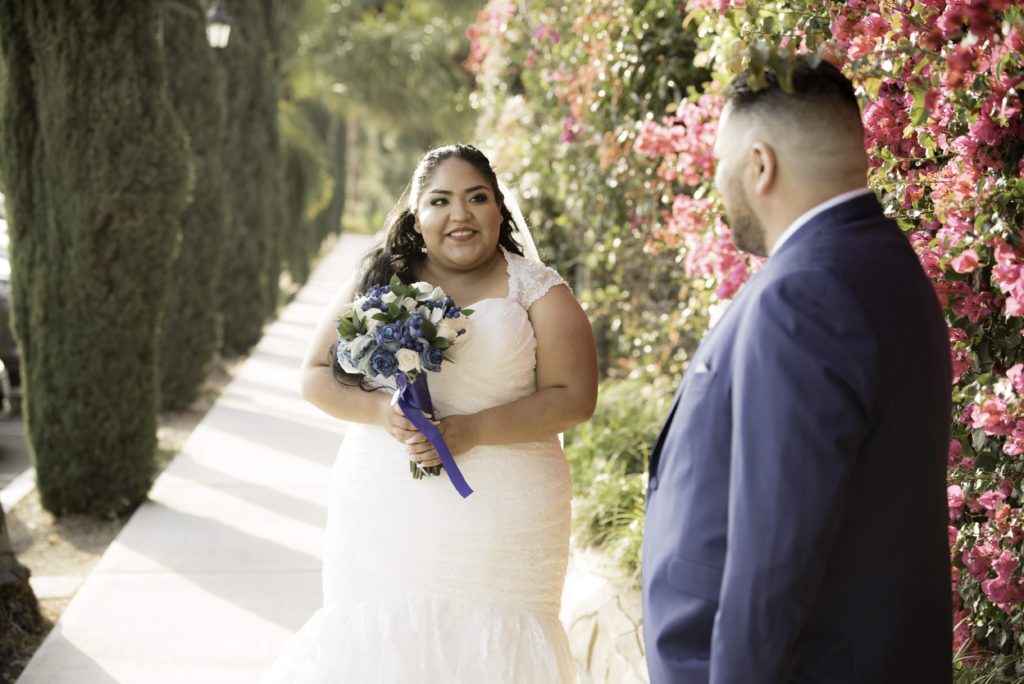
[263,252,577,683]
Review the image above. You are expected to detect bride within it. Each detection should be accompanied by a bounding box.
[262,144,598,683]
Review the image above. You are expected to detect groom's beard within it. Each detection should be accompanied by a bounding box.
[724,190,767,257]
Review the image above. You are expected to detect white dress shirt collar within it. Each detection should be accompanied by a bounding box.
[769,187,874,256]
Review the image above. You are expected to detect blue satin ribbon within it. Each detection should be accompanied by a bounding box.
[396,373,474,498]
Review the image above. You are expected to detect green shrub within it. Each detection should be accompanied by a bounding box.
[955,652,1024,684]
[565,379,673,579]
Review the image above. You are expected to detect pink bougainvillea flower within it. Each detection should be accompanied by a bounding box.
[978,490,1009,511]
[1004,422,1024,457]
[981,575,1024,612]
[964,541,997,580]
[972,398,1012,435]
[948,484,966,520]
[950,249,980,274]
[951,289,996,323]
[1008,364,1024,394]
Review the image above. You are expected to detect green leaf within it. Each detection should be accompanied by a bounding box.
[910,89,930,126]
[973,428,989,451]
[433,338,452,350]
[769,48,794,94]
[460,308,475,317]
[337,318,358,339]
[977,452,999,472]
[422,319,437,341]
[387,300,401,318]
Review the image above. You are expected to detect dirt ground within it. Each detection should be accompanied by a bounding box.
[1,355,242,683]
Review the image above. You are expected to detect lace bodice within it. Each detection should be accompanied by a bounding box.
[428,249,569,419]
[502,248,570,310]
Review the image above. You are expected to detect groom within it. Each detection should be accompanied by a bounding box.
[642,58,953,683]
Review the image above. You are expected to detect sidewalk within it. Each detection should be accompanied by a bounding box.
[17,233,376,684]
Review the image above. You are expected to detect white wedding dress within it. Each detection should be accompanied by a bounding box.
[263,249,578,683]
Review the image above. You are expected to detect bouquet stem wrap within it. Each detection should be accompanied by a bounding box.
[396,373,474,498]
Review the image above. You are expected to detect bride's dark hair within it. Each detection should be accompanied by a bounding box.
[334,144,525,385]
[355,143,524,294]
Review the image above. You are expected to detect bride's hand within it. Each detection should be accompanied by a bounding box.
[382,402,442,468]
[406,414,479,464]
[383,402,426,444]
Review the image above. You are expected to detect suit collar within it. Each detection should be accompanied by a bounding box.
[771,189,882,259]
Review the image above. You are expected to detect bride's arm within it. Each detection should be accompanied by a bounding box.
[299,275,394,426]
[427,285,598,455]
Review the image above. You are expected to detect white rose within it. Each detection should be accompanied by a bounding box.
[429,306,445,324]
[396,348,422,374]
[363,308,384,332]
[401,298,418,313]
[381,291,397,304]
[412,281,434,296]
[429,286,445,301]
[436,318,459,341]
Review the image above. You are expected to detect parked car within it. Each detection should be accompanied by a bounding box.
[0,192,21,409]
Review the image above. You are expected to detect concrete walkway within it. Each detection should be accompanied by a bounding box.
[17,233,376,684]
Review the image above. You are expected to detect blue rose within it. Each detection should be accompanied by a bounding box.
[421,346,445,372]
[369,348,398,378]
[375,322,402,352]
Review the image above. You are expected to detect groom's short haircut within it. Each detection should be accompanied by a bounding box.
[725,57,863,134]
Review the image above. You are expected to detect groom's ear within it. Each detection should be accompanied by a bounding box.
[748,142,777,196]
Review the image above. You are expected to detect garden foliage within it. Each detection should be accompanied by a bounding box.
[469,0,1024,663]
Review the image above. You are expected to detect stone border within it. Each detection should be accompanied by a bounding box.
[1,466,35,512]
[562,544,649,684]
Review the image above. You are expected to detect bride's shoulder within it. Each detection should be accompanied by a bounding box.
[502,248,571,310]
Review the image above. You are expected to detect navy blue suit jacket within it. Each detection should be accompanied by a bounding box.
[642,193,952,683]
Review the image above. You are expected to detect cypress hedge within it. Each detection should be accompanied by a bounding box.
[314,106,347,246]
[0,1,189,515]
[280,97,337,286]
[160,0,228,411]
[216,3,282,353]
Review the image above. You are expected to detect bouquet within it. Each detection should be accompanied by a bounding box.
[335,275,474,497]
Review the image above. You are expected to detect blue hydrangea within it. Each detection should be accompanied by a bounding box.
[360,284,391,311]
[405,314,426,339]
[445,306,462,319]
